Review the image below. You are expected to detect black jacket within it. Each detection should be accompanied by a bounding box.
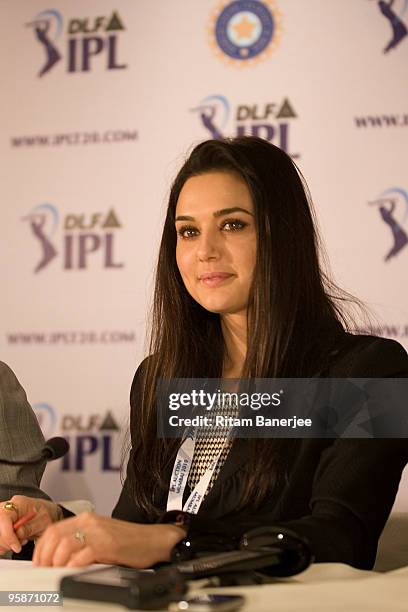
[112,334,408,570]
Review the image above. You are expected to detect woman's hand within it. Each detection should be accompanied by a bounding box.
[0,495,62,555]
[32,513,185,568]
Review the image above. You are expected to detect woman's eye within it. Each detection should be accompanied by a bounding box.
[221,219,247,231]
[177,226,198,239]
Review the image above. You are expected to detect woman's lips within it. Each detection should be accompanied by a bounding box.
[199,273,234,287]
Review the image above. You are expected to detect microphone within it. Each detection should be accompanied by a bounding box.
[41,437,70,461]
[0,437,70,466]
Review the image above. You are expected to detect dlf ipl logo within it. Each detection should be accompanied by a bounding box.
[192,94,299,157]
[33,403,121,472]
[208,0,281,66]
[372,0,408,53]
[61,410,121,472]
[23,204,124,272]
[26,9,127,77]
[369,188,408,261]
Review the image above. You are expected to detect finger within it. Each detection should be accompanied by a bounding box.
[51,535,84,567]
[33,514,96,566]
[10,495,30,507]
[33,515,82,565]
[8,496,32,518]
[16,509,52,541]
[0,514,22,553]
[66,547,96,567]
[0,504,18,522]
[13,509,37,531]
[14,508,38,540]
[32,525,61,566]
[0,496,38,552]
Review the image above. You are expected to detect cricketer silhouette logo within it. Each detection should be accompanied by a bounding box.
[26,9,127,77]
[192,95,230,140]
[26,10,63,77]
[191,94,299,158]
[23,204,124,272]
[369,188,408,261]
[371,0,408,52]
[22,204,59,273]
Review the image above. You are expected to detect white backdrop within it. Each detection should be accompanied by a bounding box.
[1,0,407,515]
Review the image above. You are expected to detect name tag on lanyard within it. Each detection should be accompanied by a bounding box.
[166,429,229,514]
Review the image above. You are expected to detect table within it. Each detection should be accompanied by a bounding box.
[0,560,407,611]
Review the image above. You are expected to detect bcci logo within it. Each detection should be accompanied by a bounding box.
[26,9,127,77]
[22,204,124,272]
[369,188,408,261]
[208,0,281,66]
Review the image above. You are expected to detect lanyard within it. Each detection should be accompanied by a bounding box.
[166,429,229,514]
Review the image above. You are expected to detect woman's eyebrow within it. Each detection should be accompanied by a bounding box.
[214,207,254,218]
[175,207,254,222]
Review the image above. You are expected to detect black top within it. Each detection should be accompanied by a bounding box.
[112,334,408,570]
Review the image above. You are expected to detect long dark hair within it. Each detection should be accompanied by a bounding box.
[128,137,360,517]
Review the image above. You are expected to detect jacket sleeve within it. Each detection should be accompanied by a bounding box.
[0,362,51,502]
[181,337,408,569]
[112,359,150,523]
[111,472,149,523]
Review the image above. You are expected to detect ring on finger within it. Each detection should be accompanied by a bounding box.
[74,531,86,546]
[1,501,18,514]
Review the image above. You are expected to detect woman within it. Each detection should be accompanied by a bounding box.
[2,137,407,569]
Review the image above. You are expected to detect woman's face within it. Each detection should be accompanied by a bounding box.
[175,171,256,316]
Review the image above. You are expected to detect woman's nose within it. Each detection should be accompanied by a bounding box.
[196,230,221,261]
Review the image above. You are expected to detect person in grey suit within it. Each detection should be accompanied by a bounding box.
[0,362,60,555]
[0,361,50,502]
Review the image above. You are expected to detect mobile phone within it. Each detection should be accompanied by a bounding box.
[169,594,245,612]
[60,566,186,610]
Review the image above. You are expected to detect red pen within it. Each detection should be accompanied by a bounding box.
[13,510,36,531]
